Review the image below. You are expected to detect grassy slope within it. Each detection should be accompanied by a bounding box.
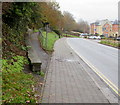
[39,31,59,52]
[2,56,36,103]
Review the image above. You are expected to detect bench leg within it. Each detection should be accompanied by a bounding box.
[32,63,41,72]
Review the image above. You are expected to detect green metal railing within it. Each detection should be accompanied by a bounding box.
[38,29,47,49]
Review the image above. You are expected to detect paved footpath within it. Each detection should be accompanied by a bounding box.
[41,38,110,103]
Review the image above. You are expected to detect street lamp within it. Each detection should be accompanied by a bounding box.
[44,22,49,49]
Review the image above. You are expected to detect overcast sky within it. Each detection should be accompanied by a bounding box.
[55,0,119,23]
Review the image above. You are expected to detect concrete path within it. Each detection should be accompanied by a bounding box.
[27,32,49,71]
[41,38,110,103]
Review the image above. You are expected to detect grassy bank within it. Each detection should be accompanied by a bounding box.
[38,31,81,52]
[38,31,59,52]
[100,40,120,48]
[2,56,36,103]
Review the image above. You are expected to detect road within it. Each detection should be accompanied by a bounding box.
[67,38,119,95]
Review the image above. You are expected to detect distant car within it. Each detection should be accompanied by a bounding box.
[95,36,101,40]
[89,36,96,39]
[89,36,101,40]
[116,37,120,41]
[108,36,115,40]
[108,36,114,38]
[100,35,105,39]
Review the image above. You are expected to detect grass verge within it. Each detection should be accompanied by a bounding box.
[38,31,80,52]
[38,31,59,52]
[2,56,36,103]
[100,40,120,48]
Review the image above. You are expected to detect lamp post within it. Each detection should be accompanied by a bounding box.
[45,22,49,49]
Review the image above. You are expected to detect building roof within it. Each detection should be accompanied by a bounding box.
[112,20,119,25]
[90,19,118,26]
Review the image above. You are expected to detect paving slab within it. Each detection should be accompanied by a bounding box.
[41,38,111,103]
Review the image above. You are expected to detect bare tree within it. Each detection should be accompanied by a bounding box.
[77,19,90,33]
[63,11,76,31]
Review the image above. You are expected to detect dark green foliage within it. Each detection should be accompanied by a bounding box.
[2,2,64,58]
[2,2,64,103]
[2,2,37,28]
[2,2,43,58]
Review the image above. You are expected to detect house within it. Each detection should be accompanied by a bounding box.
[90,23,95,35]
[90,19,118,37]
[90,20,106,35]
[102,22,112,37]
[111,20,119,37]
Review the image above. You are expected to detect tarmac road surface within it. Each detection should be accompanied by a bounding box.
[67,38,119,95]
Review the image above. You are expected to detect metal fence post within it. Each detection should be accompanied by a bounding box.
[45,22,49,49]
[45,25,48,49]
